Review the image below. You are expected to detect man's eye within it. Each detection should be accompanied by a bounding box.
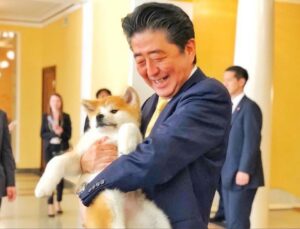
[111,109,118,114]
[136,60,145,66]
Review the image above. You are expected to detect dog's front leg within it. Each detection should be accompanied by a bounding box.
[35,152,81,197]
[118,123,142,155]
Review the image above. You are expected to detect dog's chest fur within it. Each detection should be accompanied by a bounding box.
[75,127,119,156]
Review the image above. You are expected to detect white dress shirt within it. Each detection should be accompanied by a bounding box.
[231,92,245,113]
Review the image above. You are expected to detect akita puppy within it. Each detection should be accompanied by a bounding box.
[35,87,171,229]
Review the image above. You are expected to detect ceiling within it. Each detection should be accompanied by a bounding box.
[0,0,300,27]
[0,0,86,26]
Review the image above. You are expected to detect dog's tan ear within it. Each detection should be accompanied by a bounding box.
[82,100,98,113]
[123,87,140,108]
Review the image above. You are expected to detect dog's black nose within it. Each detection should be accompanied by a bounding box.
[96,114,104,123]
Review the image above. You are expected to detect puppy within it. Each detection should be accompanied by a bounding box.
[35,87,171,229]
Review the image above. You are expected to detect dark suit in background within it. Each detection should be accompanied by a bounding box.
[222,96,264,229]
[0,110,16,207]
[80,68,232,229]
[40,112,72,204]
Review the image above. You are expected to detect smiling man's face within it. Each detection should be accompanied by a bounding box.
[131,29,195,99]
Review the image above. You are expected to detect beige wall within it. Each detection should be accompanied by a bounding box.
[90,0,131,97]
[42,9,83,146]
[0,24,43,168]
[194,0,300,198]
[194,0,237,81]
[0,8,82,168]
[271,2,300,197]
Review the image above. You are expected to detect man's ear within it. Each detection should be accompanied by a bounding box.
[185,38,196,61]
[123,87,140,108]
[238,78,246,88]
[82,100,98,113]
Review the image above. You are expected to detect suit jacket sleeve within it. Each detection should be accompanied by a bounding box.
[1,112,16,186]
[61,113,72,142]
[80,80,231,206]
[238,102,262,174]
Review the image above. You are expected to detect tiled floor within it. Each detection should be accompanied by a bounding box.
[0,173,81,228]
[0,173,299,228]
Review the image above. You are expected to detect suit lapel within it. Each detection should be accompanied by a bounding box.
[141,95,158,135]
[141,68,206,136]
[231,96,248,125]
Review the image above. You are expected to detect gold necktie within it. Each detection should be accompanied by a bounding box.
[145,97,168,138]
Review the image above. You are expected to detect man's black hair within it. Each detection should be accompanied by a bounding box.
[95,88,112,98]
[122,2,195,59]
[225,65,249,82]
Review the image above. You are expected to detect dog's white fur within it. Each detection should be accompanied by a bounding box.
[35,87,171,229]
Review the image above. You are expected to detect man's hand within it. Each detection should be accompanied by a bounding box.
[6,186,16,201]
[80,137,118,173]
[235,171,250,186]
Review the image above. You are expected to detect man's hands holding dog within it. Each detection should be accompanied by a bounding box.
[80,137,118,173]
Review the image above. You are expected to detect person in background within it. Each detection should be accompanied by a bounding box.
[83,88,112,132]
[79,3,232,229]
[221,66,264,229]
[40,93,72,217]
[0,109,16,210]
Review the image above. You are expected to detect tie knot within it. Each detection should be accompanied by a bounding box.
[157,97,168,112]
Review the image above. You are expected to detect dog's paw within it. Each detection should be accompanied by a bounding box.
[34,180,54,198]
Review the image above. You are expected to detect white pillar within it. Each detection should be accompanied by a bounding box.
[234,0,273,228]
[80,0,93,132]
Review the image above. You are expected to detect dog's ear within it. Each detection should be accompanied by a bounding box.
[82,100,98,113]
[123,87,140,108]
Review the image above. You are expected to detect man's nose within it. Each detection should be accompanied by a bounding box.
[146,60,159,77]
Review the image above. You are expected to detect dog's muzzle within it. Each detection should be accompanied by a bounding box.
[96,114,116,128]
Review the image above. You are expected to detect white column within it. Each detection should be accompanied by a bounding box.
[234,0,273,228]
[80,0,93,132]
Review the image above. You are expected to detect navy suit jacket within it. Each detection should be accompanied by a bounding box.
[222,96,264,190]
[0,110,15,197]
[80,68,232,229]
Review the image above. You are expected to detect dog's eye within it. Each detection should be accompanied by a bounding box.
[111,109,118,114]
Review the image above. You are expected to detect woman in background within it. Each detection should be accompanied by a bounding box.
[40,93,71,217]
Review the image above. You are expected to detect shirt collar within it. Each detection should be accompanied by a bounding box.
[231,92,245,113]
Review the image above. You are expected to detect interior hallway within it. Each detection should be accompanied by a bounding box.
[0,172,299,229]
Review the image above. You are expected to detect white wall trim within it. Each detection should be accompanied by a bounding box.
[80,0,93,132]
[15,32,21,163]
[0,3,83,28]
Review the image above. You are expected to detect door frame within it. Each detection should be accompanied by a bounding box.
[41,65,56,171]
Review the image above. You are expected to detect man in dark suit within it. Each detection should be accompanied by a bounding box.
[79,3,232,228]
[221,66,264,229]
[0,110,16,209]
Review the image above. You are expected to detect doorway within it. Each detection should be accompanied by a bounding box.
[41,66,56,171]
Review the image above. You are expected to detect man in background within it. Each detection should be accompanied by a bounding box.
[222,66,264,229]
